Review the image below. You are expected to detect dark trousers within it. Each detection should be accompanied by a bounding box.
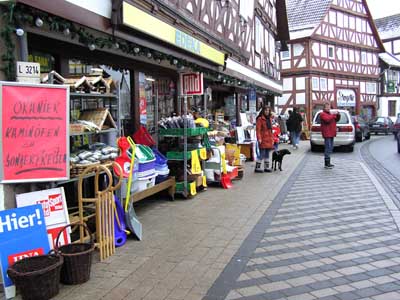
[324,137,334,160]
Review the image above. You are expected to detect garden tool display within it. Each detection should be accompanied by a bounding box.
[125,136,142,240]
[114,137,131,178]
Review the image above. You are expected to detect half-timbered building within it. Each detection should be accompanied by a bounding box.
[278,0,384,126]
[375,14,400,120]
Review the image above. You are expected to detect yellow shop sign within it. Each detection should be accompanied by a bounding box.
[122,2,225,66]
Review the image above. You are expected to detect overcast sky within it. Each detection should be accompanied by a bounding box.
[367,0,400,19]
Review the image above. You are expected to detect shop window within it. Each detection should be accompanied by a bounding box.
[255,17,262,54]
[388,100,396,117]
[328,46,335,59]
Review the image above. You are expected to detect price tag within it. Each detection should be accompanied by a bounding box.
[191,150,202,174]
[190,182,197,196]
[199,148,207,160]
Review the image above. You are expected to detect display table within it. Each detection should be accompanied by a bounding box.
[238,142,256,161]
[131,176,176,202]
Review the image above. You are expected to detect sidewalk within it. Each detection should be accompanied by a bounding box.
[48,144,306,300]
[205,154,400,300]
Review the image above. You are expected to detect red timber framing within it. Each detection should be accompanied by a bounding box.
[279,0,384,127]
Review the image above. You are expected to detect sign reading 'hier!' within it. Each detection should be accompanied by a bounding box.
[0,82,69,183]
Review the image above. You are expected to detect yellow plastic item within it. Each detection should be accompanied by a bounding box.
[202,175,207,187]
[221,153,227,175]
[194,117,209,128]
[191,150,202,174]
[198,148,207,160]
[226,143,241,165]
[190,181,197,196]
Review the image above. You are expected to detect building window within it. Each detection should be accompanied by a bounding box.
[312,77,319,91]
[280,45,291,60]
[328,46,335,59]
[320,78,328,91]
[361,52,367,64]
[366,82,376,94]
[255,17,262,54]
[388,100,396,117]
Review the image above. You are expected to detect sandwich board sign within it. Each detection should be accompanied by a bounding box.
[16,187,71,249]
[0,204,50,299]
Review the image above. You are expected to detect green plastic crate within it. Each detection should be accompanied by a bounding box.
[159,127,208,136]
[166,148,206,160]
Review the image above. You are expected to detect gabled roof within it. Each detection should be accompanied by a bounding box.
[285,0,384,52]
[379,52,400,68]
[285,0,332,39]
[375,14,400,40]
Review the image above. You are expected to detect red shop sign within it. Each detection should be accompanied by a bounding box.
[0,82,69,183]
[180,72,204,96]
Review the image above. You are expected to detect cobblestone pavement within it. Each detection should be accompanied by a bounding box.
[205,154,400,300]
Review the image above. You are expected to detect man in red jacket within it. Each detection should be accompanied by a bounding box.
[320,102,340,169]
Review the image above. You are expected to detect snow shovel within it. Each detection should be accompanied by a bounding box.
[221,152,233,189]
[124,136,142,240]
[114,137,131,178]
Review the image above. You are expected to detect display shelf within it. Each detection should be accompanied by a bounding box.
[69,128,118,137]
[56,169,109,185]
[159,127,208,137]
[166,148,206,160]
[70,92,117,99]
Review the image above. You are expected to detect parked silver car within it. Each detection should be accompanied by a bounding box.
[310,110,355,152]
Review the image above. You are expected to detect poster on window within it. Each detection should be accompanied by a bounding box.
[0,82,69,183]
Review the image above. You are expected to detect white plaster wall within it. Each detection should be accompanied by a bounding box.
[65,0,112,18]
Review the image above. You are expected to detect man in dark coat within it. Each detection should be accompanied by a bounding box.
[320,102,340,169]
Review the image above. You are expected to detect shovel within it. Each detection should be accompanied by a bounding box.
[114,137,131,178]
[124,137,142,240]
[221,152,233,189]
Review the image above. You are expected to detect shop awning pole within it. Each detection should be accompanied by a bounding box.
[183,96,188,197]
[155,81,159,148]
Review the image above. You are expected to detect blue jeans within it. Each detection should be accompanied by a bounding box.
[291,131,301,145]
[258,148,270,161]
[324,137,334,160]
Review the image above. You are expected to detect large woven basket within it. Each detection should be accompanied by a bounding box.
[7,254,63,300]
[55,223,95,285]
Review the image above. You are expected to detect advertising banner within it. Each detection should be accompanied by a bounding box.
[0,82,69,183]
[0,204,50,299]
[16,187,70,249]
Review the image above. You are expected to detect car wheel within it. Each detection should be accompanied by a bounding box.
[356,132,362,142]
[365,132,371,140]
[310,143,317,152]
[375,132,378,135]
[347,145,354,152]
[385,130,389,135]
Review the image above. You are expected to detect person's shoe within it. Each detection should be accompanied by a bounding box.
[264,161,272,173]
[324,158,333,169]
[255,162,263,173]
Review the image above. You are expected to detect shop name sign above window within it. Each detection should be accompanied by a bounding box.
[175,30,200,55]
[121,2,225,65]
[337,89,356,107]
[180,72,204,96]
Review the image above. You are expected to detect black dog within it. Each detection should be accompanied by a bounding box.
[272,149,291,171]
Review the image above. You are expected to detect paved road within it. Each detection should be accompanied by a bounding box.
[368,136,400,181]
[206,141,400,300]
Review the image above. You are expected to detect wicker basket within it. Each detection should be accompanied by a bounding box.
[55,223,95,285]
[70,162,99,178]
[7,254,63,300]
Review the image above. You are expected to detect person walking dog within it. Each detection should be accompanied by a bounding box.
[255,106,274,173]
[320,102,340,169]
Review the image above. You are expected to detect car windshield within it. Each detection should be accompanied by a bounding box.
[314,112,349,125]
[373,117,385,123]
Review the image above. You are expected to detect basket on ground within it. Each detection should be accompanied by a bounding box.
[7,254,64,300]
[55,223,95,285]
